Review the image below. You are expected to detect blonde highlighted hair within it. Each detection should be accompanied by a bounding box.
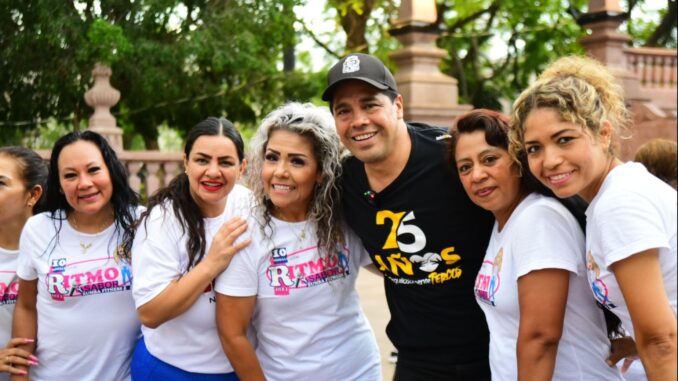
[509,55,631,158]
[247,102,346,259]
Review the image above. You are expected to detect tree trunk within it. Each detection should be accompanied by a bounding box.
[334,0,376,53]
[143,135,159,150]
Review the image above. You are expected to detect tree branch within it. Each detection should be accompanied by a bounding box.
[488,26,519,79]
[627,0,640,15]
[449,1,499,32]
[298,18,341,59]
[645,0,677,47]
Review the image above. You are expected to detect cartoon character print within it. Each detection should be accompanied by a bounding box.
[586,251,616,309]
[410,252,443,272]
[474,248,503,306]
[267,245,351,296]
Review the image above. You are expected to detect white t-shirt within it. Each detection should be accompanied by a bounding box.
[132,184,250,374]
[16,209,143,381]
[0,247,19,345]
[474,193,623,380]
[586,162,677,339]
[215,216,381,381]
[0,247,19,381]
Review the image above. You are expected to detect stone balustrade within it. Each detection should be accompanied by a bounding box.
[623,46,677,113]
[36,149,183,200]
[624,46,677,88]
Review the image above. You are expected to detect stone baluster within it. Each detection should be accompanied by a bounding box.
[84,63,124,152]
[127,161,143,194]
[658,56,667,87]
[663,56,671,87]
[145,163,161,197]
[641,55,654,87]
[164,162,180,186]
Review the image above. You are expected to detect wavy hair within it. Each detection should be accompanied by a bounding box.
[43,130,139,257]
[509,55,631,160]
[122,117,245,270]
[247,102,344,258]
[0,146,48,214]
[449,109,622,339]
[449,109,584,227]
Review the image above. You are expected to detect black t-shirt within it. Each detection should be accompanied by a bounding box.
[342,122,494,367]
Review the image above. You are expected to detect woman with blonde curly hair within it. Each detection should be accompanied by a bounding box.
[215,102,381,380]
[509,55,676,380]
[449,109,622,381]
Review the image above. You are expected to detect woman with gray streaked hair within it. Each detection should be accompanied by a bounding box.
[214,102,381,381]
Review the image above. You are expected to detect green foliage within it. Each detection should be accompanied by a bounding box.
[331,0,368,16]
[1,0,315,147]
[22,119,74,149]
[437,0,588,110]
[626,1,677,48]
[85,19,131,65]
[1,0,673,147]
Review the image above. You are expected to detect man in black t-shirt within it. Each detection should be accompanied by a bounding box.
[323,53,494,380]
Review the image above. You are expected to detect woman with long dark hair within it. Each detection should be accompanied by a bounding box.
[12,131,142,380]
[129,117,250,381]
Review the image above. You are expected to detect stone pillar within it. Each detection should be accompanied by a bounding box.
[577,0,646,102]
[84,63,124,151]
[388,0,471,128]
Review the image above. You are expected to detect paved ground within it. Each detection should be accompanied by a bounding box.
[356,270,395,381]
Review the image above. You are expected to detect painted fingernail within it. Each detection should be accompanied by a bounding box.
[29,355,38,362]
[28,360,38,366]
[23,338,34,343]
[18,369,27,375]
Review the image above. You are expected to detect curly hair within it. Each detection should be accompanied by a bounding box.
[509,55,631,160]
[247,102,345,258]
[450,108,623,339]
[450,108,588,228]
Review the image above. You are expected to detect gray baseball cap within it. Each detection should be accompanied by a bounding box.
[322,53,398,101]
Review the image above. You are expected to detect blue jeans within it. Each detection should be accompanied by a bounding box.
[131,337,239,381]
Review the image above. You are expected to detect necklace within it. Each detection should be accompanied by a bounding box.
[289,221,308,250]
[68,212,113,255]
[79,242,92,255]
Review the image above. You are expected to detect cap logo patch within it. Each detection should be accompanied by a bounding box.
[342,56,360,73]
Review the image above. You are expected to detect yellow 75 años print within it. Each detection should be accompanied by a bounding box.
[373,210,461,278]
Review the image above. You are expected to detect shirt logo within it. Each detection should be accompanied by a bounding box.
[267,246,350,296]
[372,209,463,285]
[50,258,67,273]
[342,56,360,73]
[586,251,617,308]
[475,248,503,306]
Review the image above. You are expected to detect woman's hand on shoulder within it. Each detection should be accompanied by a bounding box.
[1,338,37,376]
[204,217,251,277]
